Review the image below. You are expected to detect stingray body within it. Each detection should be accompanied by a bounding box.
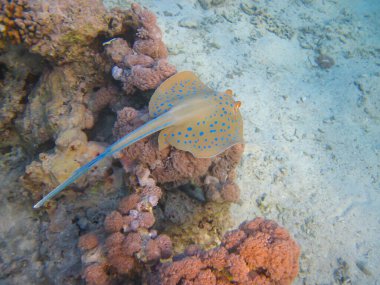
[33,71,244,208]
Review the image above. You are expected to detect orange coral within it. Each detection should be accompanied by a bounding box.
[156,218,300,285]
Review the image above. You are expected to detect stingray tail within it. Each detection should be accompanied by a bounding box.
[33,150,110,208]
[33,113,173,209]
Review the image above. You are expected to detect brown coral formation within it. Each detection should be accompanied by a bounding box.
[113,106,244,203]
[155,217,300,285]
[105,3,176,94]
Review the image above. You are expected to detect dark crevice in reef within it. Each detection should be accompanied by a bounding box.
[0,62,8,81]
[85,106,117,144]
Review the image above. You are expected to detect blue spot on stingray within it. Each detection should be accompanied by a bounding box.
[208,145,211,149]
[178,132,182,135]
[200,131,204,136]
[219,96,223,99]
[222,123,226,126]
[204,139,208,142]
[164,134,167,137]
[168,103,173,107]
[171,133,175,137]
[214,121,218,124]
[160,103,164,106]
[177,140,180,143]
[185,134,189,138]
[210,124,214,127]
[202,121,205,124]
[210,130,216,133]
[214,138,218,141]
[192,134,195,137]
[220,114,224,117]
[203,146,207,149]
[187,127,192,131]
[197,122,200,126]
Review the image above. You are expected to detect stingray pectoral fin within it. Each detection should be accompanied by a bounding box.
[163,99,244,158]
[149,71,212,118]
[158,128,172,151]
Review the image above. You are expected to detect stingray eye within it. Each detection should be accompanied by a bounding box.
[225,89,234,96]
[234,101,241,111]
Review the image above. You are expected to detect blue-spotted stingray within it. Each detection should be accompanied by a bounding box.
[34,71,244,208]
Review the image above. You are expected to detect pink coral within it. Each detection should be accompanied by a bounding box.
[81,179,173,280]
[130,59,176,91]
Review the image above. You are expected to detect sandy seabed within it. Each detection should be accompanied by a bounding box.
[104,0,380,284]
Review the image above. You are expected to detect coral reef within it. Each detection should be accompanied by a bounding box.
[80,192,300,285]
[106,3,176,94]
[113,106,244,203]
[155,217,300,285]
[9,1,175,204]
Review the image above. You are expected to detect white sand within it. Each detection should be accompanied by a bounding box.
[106,0,380,283]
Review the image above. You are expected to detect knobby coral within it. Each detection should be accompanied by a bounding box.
[0,0,42,48]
